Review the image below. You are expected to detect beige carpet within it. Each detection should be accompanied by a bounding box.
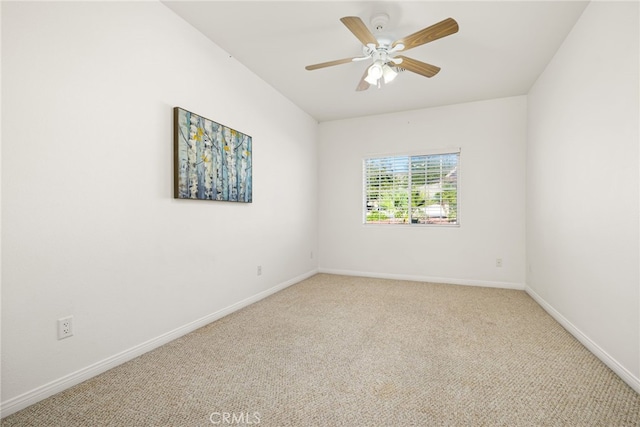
[2,274,639,426]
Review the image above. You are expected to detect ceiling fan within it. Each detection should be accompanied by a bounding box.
[305,13,459,91]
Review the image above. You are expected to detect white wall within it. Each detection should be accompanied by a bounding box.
[318,96,527,288]
[527,1,639,389]
[1,1,318,413]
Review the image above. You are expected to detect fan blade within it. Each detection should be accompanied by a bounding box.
[395,56,441,78]
[340,16,378,47]
[356,67,371,91]
[305,57,358,71]
[392,18,458,51]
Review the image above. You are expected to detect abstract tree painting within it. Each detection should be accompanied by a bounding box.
[174,107,252,202]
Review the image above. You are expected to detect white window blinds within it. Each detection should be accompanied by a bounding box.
[363,151,459,225]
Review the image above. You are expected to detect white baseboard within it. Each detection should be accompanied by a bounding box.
[0,269,318,418]
[525,285,640,394]
[317,268,525,290]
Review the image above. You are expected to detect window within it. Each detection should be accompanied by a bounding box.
[363,150,459,225]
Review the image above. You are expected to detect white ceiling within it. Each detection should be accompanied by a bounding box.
[163,1,588,122]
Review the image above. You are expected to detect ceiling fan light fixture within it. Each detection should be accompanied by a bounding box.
[365,62,384,84]
[364,73,378,85]
[382,64,398,84]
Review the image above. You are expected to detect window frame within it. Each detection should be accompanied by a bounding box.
[362,148,461,227]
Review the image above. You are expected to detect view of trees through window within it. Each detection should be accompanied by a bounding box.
[364,152,459,225]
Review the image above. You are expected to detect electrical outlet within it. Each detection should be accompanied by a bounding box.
[257,265,262,276]
[496,258,503,267]
[58,316,73,340]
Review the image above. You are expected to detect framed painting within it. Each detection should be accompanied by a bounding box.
[174,107,252,202]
